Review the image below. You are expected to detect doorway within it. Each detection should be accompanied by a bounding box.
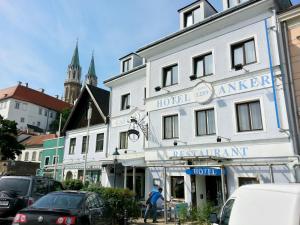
[205,176,222,206]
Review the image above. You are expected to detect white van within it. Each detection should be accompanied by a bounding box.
[210,184,300,225]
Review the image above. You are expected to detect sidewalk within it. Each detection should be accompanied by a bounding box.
[132,218,197,225]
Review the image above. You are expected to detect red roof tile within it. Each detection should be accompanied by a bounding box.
[22,134,57,147]
[0,85,71,112]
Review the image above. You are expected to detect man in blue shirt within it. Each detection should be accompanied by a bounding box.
[144,187,164,223]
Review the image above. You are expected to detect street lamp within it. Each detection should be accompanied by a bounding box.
[112,147,120,188]
[83,101,92,183]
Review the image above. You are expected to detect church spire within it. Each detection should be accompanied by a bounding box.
[70,41,80,67]
[85,52,98,87]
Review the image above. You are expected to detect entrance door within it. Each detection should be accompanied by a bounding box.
[205,176,222,206]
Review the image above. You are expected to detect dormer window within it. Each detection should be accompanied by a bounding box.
[228,0,248,8]
[122,58,132,73]
[184,6,200,28]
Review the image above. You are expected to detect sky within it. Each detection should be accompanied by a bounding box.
[0,0,299,98]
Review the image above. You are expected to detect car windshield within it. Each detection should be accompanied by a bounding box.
[32,193,84,210]
[0,178,30,196]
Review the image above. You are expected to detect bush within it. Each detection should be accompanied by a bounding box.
[190,202,219,225]
[84,186,140,225]
[63,179,83,190]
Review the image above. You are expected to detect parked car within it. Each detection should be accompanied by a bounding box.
[0,176,63,223]
[12,191,111,225]
[210,184,300,225]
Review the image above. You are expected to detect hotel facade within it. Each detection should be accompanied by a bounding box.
[62,0,299,207]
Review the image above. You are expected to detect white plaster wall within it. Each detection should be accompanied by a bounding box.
[1,98,56,131]
[18,147,42,163]
[107,68,146,155]
[64,124,108,164]
[0,100,9,119]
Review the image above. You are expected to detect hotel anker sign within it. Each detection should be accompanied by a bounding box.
[150,74,272,110]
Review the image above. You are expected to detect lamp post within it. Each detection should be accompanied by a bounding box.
[112,147,120,188]
[53,113,62,180]
[83,101,92,183]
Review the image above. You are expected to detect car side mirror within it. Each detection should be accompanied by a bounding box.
[210,213,219,224]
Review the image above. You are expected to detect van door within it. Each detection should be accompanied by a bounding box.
[219,199,235,225]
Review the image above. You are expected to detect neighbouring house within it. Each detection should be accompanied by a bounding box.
[0,83,71,132]
[18,134,57,164]
[40,137,65,181]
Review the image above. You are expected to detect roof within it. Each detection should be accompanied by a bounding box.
[237,184,300,195]
[62,84,110,132]
[87,54,96,77]
[21,134,56,147]
[177,0,218,13]
[70,42,80,67]
[103,64,146,84]
[119,52,139,60]
[0,85,71,112]
[137,0,291,54]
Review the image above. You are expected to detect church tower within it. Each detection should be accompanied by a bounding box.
[64,42,82,104]
[84,54,98,87]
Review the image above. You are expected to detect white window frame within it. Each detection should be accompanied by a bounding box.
[120,93,130,111]
[44,156,50,166]
[161,113,180,140]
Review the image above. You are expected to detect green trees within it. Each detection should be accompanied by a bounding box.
[49,108,71,133]
[0,115,24,160]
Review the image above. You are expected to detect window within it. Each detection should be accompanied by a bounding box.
[193,53,213,77]
[195,109,216,136]
[81,136,89,154]
[184,7,200,27]
[24,152,29,161]
[33,179,48,196]
[39,108,42,115]
[38,152,42,161]
[69,138,76,155]
[236,101,263,132]
[119,132,128,149]
[53,156,58,165]
[22,103,27,111]
[37,121,41,127]
[163,115,178,139]
[44,110,48,117]
[162,64,178,87]
[171,176,184,199]
[20,117,25,123]
[95,133,104,152]
[228,0,248,8]
[15,101,20,109]
[32,151,37,161]
[44,157,50,165]
[121,93,130,110]
[238,177,259,187]
[232,39,256,68]
[50,112,53,118]
[219,199,235,225]
[122,58,132,72]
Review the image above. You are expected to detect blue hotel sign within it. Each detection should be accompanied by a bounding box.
[186,167,225,176]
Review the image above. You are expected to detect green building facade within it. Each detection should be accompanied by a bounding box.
[40,137,65,181]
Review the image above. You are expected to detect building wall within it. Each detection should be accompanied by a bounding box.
[288,25,300,127]
[18,146,43,163]
[108,69,146,155]
[40,137,65,181]
[0,98,56,131]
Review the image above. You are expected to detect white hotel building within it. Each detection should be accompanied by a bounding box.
[65,0,299,207]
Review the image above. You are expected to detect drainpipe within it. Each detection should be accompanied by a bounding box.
[264,17,281,128]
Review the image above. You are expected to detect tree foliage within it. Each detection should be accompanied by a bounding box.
[49,108,71,133]
[0,115,24,160]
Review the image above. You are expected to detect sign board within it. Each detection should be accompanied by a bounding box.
[185,167,225,176]
[192,82,214,104]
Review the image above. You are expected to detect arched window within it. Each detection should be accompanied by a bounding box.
[32,152,37,161]
[24,152,29,161]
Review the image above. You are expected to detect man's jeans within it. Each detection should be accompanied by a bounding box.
[144,203,157,221]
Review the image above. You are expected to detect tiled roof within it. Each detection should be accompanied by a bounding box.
[0,85,71,112]
[21,134,56,147]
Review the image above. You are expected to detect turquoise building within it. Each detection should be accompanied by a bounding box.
[40,137,65,181]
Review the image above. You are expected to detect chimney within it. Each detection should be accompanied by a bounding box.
[18,81,22,85]
[25,83,28,87]
[55,95,59,99]
[41,88,45,93]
